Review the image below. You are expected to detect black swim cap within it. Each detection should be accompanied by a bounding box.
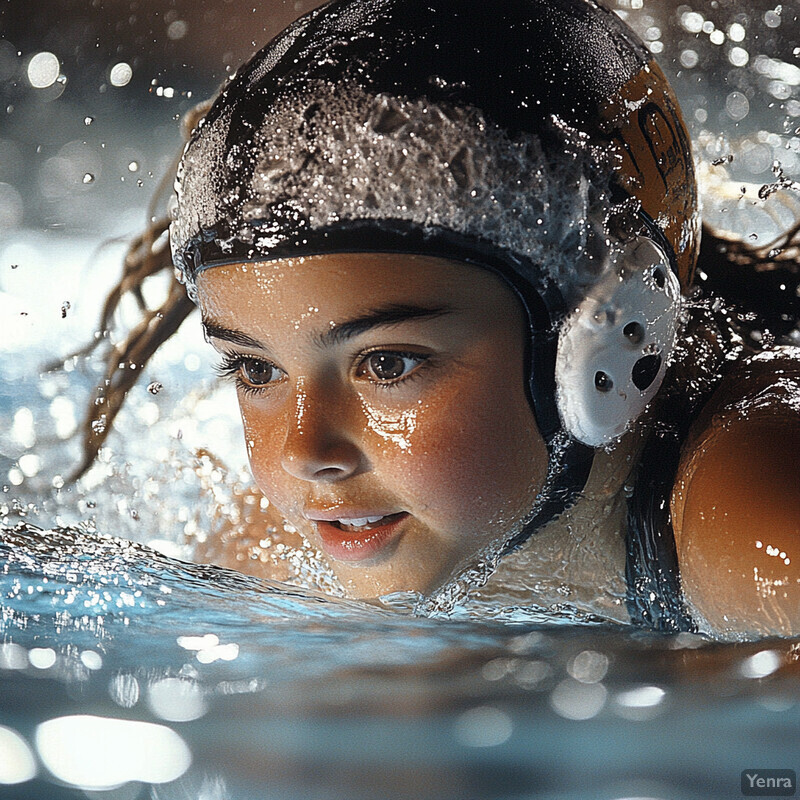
[173,0,697,287]
[171,0,698,604]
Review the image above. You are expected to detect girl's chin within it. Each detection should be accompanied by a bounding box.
[331,552,460,602]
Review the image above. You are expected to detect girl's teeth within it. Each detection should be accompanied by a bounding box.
[340,515,384,528]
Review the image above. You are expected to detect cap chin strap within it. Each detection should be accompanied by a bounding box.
[500,433,594,557]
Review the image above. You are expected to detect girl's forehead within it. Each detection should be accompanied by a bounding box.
[195,252,514,309]
[195,252,525,349]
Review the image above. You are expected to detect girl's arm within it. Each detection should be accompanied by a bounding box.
[671,347,800,635]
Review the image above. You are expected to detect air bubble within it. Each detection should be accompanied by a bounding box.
[681,11,704,34]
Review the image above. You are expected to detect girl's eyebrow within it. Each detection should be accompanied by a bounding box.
[201,319,267,350]
[202,304,454,351]
[317,303,453,347]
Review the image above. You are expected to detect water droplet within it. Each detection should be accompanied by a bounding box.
[729,23,746,42]
[740,649,781,679]
[726,91,750,122]
[147,381,163,395]
[567,650,609,684]
[128,161,139,172]
[167,20,188,40]
[84,116,94,125]
[709,29,725,45]
[27,52,60,89]
[60,301,70,319]
[109,62,133,87]
[83,173,95,184]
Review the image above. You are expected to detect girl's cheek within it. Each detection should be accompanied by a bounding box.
[239,404,286,504]
[362,388,531,526]
[359,398,419,453]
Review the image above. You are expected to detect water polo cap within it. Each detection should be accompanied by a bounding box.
[171,0,698,544]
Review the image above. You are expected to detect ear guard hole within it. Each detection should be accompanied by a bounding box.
[632,353,662,391]
[594,371,613,392]
[623,321,645,345]
[652,266,666,289]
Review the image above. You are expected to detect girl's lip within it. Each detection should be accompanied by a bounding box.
[313,512,409,563]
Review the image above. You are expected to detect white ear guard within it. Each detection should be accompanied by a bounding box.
[555,236,681,447]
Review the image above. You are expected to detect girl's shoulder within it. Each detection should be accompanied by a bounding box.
[670,345,800,634]
[672,345,800,509]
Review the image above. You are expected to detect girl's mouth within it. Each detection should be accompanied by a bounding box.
[313,512,409,563]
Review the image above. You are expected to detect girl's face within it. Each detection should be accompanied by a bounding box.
[196,253,548,598]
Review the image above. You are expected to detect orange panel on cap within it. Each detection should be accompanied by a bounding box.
[600,61,699,290]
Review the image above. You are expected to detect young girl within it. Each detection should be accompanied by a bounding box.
[79,0,800,637]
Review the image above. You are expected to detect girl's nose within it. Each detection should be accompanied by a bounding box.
[279,380,365,482]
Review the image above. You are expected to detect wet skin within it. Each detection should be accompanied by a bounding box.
[671,352,800,636]
[196,253,548,598]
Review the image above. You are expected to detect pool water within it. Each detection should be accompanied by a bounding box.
[1,522,799,800]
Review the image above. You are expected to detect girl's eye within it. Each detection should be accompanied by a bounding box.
[357,352,427,383]
[216,355,282,391]
[240,358,280,387]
